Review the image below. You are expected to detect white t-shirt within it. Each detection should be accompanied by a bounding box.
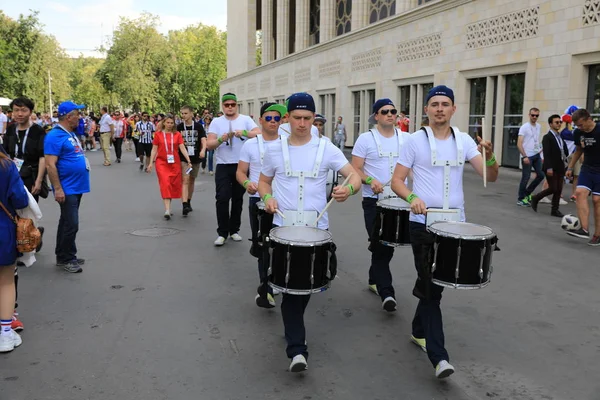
[335,123,346,136]
[209,114,258,164]
[0,113,7,134]
[398,129,480,224]
[99,113,114,132]
[518,122,542,157]
[352,128,410,198]
[278,123,319,138]
[239,135,280,198]
[261,136,349,229]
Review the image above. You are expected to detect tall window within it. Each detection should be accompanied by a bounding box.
[272,0,278,59]
[319,93,336,138]
[369,0,396,24]
[587,64,600,120]
[336,0,352,36]
[289,0,296,54]
[367,89,376,128]
[502,73,526,168]
[468,78,486,139]
[353,91,361,141]
[421,83,433,105]
[247,101,254,118]
[399,86,410,116]
[310,0,320,45]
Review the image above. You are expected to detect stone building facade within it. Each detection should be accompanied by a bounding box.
[222,0,600,167]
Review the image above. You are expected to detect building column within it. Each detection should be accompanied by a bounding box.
[416,84,424,131]
[261,0,274,64]
[409,84,417,132]
[320,0,335,42]
[352,0,368,30]
[484,76,495,141]
[276,0,290,59]
[295,0,310,52]
[494,75,507,165]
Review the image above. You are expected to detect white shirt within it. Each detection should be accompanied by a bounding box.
[99,113,114,132]
[335,123,346,136]
[518,122,542,157]
[398,129,480,224]
[239,135,280,198]
[261,136,349,229]
[352,128,410,198]
[278,123,319,138]
[209,114,257,164]
[0,113,7,134]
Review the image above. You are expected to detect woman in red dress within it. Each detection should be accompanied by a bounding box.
[146,116,192,219]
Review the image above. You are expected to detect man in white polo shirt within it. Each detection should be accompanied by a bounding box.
[98,106,115,166]
[516,108,544,206]
[206,93,260,246]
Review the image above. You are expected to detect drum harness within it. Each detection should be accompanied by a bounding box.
[370,127,404,199]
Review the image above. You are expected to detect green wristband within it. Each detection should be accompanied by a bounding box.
[346,184,355,196]
[407,193,418,204]
[218,137,223,144]
[486,154,496,167]
[365,176,374,184]
[262,193,273,202]
[243,180,250,189]
[243,129,248,137]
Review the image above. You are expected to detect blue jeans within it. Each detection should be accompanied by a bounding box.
[518,153,545,200]
[207,150,214,172]
[55,194,82,264]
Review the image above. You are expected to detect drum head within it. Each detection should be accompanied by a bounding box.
[269,226,332,247]
[377,197,410,210]
[428,221,495,240]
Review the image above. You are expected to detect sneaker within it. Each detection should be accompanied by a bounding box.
[517,199,530,207]
[550,210,564,218]
[0,330,22,353]
[188,202,193,212]
[182,203,191,217]
[209,171,214,176]
[139,164,144,171]
[368,284,379,295]
[56,258,85,267]
[255,293,276,308]
[410,335,427,353]
[201,169,206,174]
[36,226,44,252]
[230,233,243,242]
[382,296,397,312]
[435,360,455,379]
[62,261,83,273]
[117,159,121,163]
[11,312,23,332]
[289,354,308,372]
[164,211,171,220]
[566,228,590,239]
[135,157,140,162]
[539,197,551,204]
[214,236,226,246]
[588,235,600,246]
[559,198,568,205]
[570,195,577,202]
[526,194,533,203]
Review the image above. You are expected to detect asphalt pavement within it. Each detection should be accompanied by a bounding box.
[1,148,599,400]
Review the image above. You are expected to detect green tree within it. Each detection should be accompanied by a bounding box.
[69,57,111,112]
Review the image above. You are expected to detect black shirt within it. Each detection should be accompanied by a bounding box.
[574,122,600,173]
[5,123,46,168]
[177,121,206,164]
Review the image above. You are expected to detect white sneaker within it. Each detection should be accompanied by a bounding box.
[382,296,397,312]
[559,198,568,205]
[135,157,140,162]
[435,360,455,379]
[289,354,308,372]
[539,197,551,204]
[214,236,226,246]
[0,330,22,353]
[230,233,243,242]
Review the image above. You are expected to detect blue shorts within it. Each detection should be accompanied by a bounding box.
[577,168,600,195]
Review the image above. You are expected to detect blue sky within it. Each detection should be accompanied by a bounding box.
[3,1,227,58]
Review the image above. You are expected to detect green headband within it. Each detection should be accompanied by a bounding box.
[264,104,287,117]
[222,94,237,102]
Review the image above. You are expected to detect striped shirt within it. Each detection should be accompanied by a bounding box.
[136,121,155,144]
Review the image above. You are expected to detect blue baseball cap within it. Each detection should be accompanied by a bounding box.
[58,101,85,116]
[368,98,395,125]
[287,92,316,113]
[425,85,454,104]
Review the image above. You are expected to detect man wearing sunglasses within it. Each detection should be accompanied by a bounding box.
[207,93,260,246]
[237,102,286,308]
[352,99,411,312]
[517,108,545,206]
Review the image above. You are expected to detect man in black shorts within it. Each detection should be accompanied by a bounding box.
[136,112,155,171]
[177,106,207,215]
[566,108,600,246]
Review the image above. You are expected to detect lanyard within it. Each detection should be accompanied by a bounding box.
[551,131,566,161]
[18,124,31,156]
[182,123,193,142]
[163,132,174,155]
[57,124,83,151]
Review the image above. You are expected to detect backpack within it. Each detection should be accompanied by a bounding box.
[0,200,41,253]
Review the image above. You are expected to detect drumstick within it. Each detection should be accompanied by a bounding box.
[280,126,291,135]
[315,173,353,224]
[481,117,487,188]
[275,209,286,219]
[426,208,459,213]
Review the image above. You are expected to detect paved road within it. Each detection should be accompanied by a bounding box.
[1,149,599,400]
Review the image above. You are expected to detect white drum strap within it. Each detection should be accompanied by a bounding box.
[370,128,404,178]
[282,136,327,224]
[424,126,464,209]
[257,134,265,165]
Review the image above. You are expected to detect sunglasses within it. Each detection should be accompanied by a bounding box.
[264,115,281,122]
[380,109,398,116]
[530,114,539,117]
[223,103,237,108]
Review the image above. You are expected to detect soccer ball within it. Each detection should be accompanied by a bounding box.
[561,214,580,231]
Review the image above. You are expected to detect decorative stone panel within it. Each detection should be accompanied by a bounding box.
[319,60,341,78]
[583,0,600,26]
[396,33,441,63]
[260,78,271,92]
[295,67,312,84]
[466,7,539,49]
[275,73,288,87]
[351,47,382,72]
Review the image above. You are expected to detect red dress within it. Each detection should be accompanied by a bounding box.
[152,131,184,199]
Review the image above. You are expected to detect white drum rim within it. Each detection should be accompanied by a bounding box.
[269,226,332,247]
[377,197,411,210]
[269,282,330,295]
[428,221,496,240]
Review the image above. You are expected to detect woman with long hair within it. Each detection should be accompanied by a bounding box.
[146,116,192,219]
[0,151,29,352]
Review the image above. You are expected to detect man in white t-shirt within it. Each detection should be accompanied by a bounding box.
[333,116,346,149]
[516,108,545,206]
[258,92,361,373]
[112,111,126,163]
[237,102,286,309]
[352,98,411,311]
[207,93,260,246]
[391,85,498,380]
[98,106,115,166]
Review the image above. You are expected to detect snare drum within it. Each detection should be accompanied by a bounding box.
[374,197,411,247]
[428,221,497,289]
[267,226,334,295]
[250,200,274,258]
[325,170,338,201]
